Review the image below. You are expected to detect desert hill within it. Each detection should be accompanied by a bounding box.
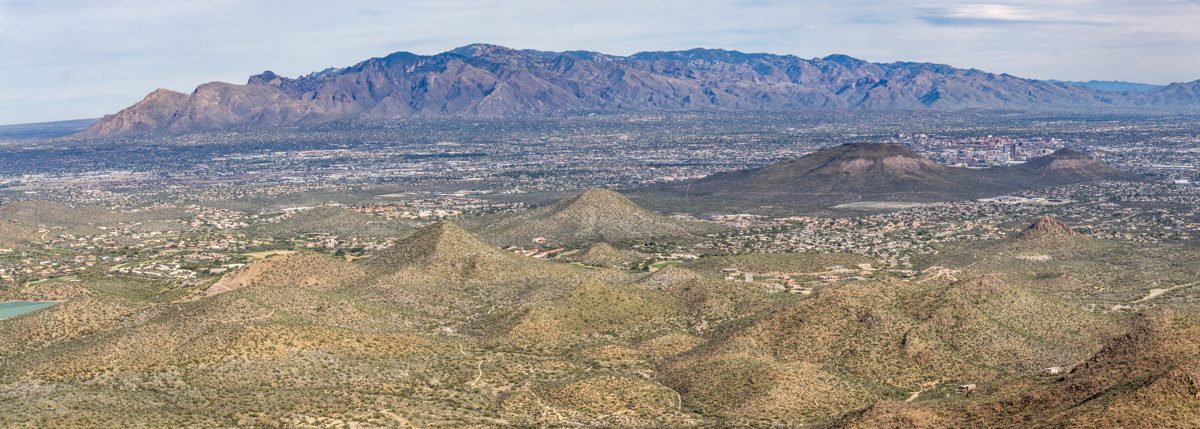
[659,274,1119,426]
[202,251,360,297]
[640,143,987,212]
[499,374,704,427]
[637,143,1135,213]
[1016,216,1081,241]
[363,221,648,332]
[834,309,1200,428]
[683,142,977,197]
[985,147,1139,189]
[0,201,114,235]
[0,200,186,236]
[497,280,690,349]
[637,265,779,330]
[562,242,646,268]
[253,205,413,238]
[0,222,40,248]
[471,188,717,247]
[920,220,1200,310]
[369,221,547,280]
[0,219,703,427]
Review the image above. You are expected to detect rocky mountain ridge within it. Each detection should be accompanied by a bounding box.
[82,44,1200,137]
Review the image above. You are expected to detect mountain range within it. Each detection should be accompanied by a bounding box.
[82,44,1200,137]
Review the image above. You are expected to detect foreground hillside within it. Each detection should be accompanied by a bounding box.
[834,309,1200,429]
[82,44,1200,137]
[3,210,1196,427]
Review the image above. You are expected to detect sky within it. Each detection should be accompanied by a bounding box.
[2,0,1199,125]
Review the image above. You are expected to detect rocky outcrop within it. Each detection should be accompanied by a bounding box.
[1018,216,1080,240]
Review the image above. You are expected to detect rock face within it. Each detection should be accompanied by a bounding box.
[85,89,189,137]
[81,44,1200,137]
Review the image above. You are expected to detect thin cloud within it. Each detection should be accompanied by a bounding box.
[918,3,1122,26]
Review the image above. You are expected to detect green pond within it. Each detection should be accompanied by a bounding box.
[0,301,60,320]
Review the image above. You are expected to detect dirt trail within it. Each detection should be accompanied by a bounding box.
[1133,281,1197,303]
[380,409,416,427]
[1113,281,1198,310]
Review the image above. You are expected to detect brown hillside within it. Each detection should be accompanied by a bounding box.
[564,242,646,268]
[660,275,1118,425]
[835,309,1200,429]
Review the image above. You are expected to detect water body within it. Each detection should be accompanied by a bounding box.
[0,301,60,320]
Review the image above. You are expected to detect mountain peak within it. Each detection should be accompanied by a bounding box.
[145,88,186,99]
[1019,216,1080,240]
[79,89,190,138]
[372,220,559,281]
[473,188,711,246]
[448,43,518,58]
[247,71,286,86]
[564,188,638,209]
[381,221,498,266]
[629,48,768,63]
[822,54,868,67]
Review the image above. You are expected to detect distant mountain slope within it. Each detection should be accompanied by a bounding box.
[1138,80,1200,107]
[252,206,412,238]
[1050,80,1162,92]
[0,118,97,141]
[81,44,1200,137]
[636,143,1135,213]
[0,222,39,248]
